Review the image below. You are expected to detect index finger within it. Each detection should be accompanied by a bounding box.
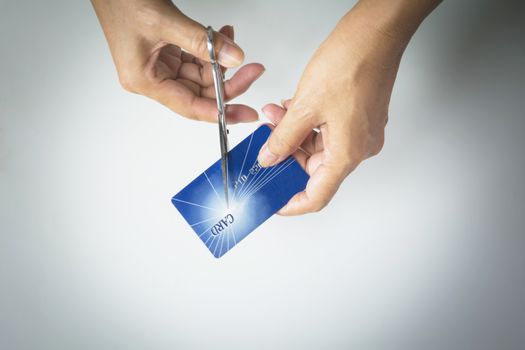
[149,79,259,123]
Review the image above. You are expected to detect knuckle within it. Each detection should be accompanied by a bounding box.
[118,69,140,93]
[187,110,201,121]
[266,101,317,157]
[309,200,328,213]
[290,100,317,127]
[370,134,385,157]
[335,150,361,175]
[366,122,385,157]
[181,103,200,121]
[189,30,209,58]
[268,132,294,156]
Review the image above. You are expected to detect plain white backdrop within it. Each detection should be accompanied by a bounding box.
[1,1,524,349]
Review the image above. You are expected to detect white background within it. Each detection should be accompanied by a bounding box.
[1,1,524,349]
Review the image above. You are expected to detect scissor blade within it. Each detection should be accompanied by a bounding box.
[221,151,229,207]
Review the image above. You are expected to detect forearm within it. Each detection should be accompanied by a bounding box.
[353,0,440,37]
[331,0,441,59]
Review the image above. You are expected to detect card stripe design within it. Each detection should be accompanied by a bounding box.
[172,125,309,258]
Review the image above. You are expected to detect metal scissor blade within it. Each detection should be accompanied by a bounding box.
[207,26,229,208]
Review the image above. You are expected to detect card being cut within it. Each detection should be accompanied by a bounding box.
[172,124,309,258]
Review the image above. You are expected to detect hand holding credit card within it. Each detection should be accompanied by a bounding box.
[172,124,309,258]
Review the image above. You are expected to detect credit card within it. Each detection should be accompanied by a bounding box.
[172,124,309,258]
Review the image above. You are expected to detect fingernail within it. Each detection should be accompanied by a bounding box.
[281,99,291,109]
[277,205,289,215]
[255,65,266,79]
[218,39,244,67]
[258,144,279,167]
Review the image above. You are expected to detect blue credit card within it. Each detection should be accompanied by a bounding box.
[172,124,309,258]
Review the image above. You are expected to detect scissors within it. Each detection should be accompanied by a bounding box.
[206,26,229,208]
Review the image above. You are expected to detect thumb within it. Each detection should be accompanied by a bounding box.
[161,9,244,68]
[257,103,315,167]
